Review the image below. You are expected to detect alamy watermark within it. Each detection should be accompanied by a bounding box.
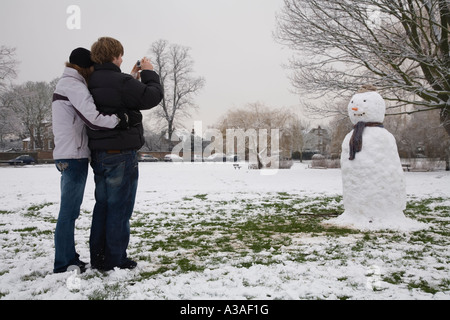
[66,265,81,291]
[66,5,81,30]
[170,121,282,174]
[366,265,382,290]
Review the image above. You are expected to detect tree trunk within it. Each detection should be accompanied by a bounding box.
[167,120,174,151]
[441,107,450,137]
[440,107,450,171]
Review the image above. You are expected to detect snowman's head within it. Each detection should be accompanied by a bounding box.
[348,91,385,125]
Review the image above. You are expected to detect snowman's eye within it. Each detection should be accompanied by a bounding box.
[351,101,353,103]
[364,100,366,102]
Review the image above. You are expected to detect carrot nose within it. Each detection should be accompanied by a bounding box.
[352,107,359,111]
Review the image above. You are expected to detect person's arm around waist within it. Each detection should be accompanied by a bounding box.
[65,80,120,130]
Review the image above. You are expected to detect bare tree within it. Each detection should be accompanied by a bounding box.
[148,39,205,145]
[4,79,56,149]
[395,109,450,167]
[276,0,450,135]
[0,46,18,92]
[0,46,20,149]
[215,102,304,167]
[0,104,22,150]
[327,100,354,157]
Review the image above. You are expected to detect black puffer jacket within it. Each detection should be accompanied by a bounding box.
[87,62,163,151]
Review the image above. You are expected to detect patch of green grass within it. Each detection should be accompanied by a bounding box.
[20,271,47,282]
[13,227,38,233]
[88,282,128,300]
[405,197,447,220]
[438,278,450,291]
[193,194,208,200]
[176,258,204,272]
[410,232,435,244]
[130,193,363,274]
[383,271,406,285]
[138,266,173,280]
[129,193,361,277]
[407,278,439,294]
[26,202,54,213]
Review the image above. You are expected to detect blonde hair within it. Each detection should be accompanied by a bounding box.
[91,37,124,64]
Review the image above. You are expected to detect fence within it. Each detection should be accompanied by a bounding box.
[309,156,447,171]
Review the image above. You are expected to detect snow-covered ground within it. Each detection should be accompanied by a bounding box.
[0,162,449,300]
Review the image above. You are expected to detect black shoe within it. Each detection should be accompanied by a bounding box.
[118,259,137,270]
[79,260,88,268]
[91,264,106,272]
[97,259,137,272]
[91,254,106,271]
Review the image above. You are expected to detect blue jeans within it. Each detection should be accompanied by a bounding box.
[54,159,89,273]
[89,150,138,270]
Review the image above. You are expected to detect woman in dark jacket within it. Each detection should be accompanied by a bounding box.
[87,37,163,271]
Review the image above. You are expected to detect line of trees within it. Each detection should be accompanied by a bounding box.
[1,80,57,150]
[0,45,58,150]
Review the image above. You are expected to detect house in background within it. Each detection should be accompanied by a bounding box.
[22,122,54,152]
[302,126,331,159]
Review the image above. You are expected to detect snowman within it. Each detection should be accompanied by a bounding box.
[327,85,424,230]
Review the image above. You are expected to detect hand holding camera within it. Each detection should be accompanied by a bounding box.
[136,57,154,71]
[131,57,154,79]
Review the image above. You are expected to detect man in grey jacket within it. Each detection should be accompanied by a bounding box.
[52,47,126,273]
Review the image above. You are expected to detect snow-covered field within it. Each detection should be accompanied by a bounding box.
[0,162,449,300]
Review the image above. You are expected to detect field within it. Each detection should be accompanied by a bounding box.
[0,162,449,300]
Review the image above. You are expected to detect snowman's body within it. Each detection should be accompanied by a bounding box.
[338,125,407,228]
[328,90,423,230]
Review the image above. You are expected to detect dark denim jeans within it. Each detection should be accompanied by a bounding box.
[89,150,138,270]
[54,158,89,273]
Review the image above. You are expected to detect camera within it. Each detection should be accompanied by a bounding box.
[136,60,141,68]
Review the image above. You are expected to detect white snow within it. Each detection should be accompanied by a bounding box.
[0,162,449,300]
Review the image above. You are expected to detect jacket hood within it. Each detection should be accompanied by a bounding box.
[61,67,87,85]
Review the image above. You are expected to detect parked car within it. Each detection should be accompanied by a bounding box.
[164,154,183,162]
[139,154,159,162]
[279,157,294,169]
[205,153,226,162]
[192,155,204,162]
[8,155,36,165]
[226,154,240,162]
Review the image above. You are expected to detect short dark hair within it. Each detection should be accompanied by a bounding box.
[91,37,124,64]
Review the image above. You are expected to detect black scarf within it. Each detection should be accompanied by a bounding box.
[349,121,384,160]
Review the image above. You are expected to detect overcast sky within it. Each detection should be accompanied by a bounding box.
[0,0,306,129]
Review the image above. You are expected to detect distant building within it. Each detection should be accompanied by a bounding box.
[22,122,54,151]
[303,126,330,158]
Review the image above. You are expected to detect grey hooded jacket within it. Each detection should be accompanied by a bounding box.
[52,67,119,160]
